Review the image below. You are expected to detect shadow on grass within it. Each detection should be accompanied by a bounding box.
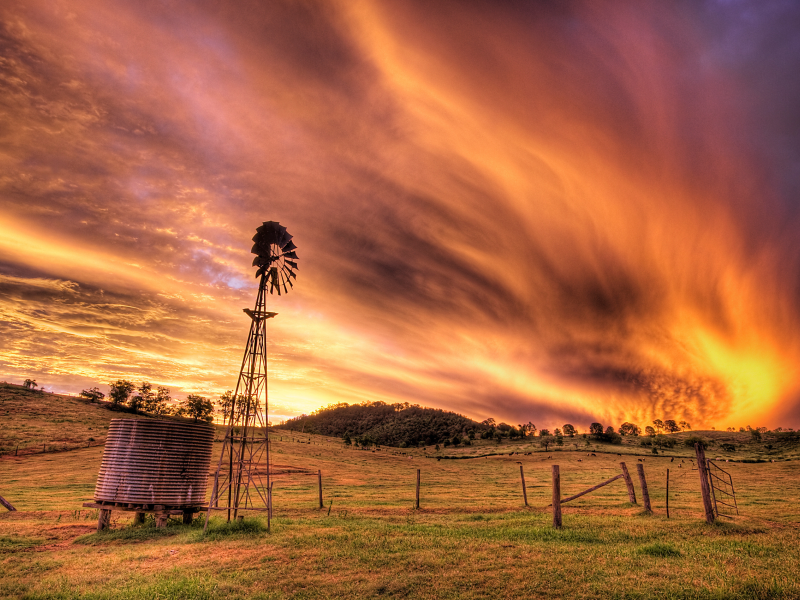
[197,516,267,542]
[639,541,681,557]
[74,525,181,545]
[0,535,45,552]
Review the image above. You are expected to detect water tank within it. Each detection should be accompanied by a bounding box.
[94,419,214,508]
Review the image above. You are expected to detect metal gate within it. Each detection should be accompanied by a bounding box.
[707,460,739,518]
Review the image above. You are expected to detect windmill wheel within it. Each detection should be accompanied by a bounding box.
[251,221,298,295]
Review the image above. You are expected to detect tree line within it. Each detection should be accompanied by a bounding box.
[79,381,214,422]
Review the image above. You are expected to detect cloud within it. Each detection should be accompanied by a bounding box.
[1,0,799,429]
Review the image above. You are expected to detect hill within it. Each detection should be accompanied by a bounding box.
[0,382,214,457]
[276,401,487,447]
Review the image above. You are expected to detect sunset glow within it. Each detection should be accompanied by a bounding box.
[2,1,799,429]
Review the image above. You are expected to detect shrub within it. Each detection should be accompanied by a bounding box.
[684,436,707,449]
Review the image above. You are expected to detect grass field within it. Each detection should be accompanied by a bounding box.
[1,387,800,599]
[2,427,800,599]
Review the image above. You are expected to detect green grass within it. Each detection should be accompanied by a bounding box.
[0,534,44,552]
[639,541,682,557]
[1,388,800,599]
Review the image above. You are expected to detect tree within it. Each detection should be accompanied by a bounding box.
[148,386,172,415]
[179,394,214,422]
[645,426,656,437]
[343,432,352,445]
[527,422,537,437]
[555,432,564,446]
[750,429,762,442]
[589,422,604,437]
[679,420,691,431]
[218,390,235,425]
[618,422,640,436]
[130,382,153,412]
[23,379,37,389]
[554,428,562,437]
[652,419,665,434]
[605,426,615,436]
[541,438,551,451]
[539,428,551,437]
[664,419,680,433]
[727,427,735,432]
[562,424,576,437]
[79,387,105,402]
[109,380,135,406]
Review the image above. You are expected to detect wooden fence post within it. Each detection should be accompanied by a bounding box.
[0,494,17,512]
[666,468,670,518]
[133,512,145,525]
[268,481,274,520]
[695,443,715,524]
[620,462,637,504]
[520,465,528,507]
[211,469,220,509]
[318,470,324,509]
[552,465,562,529]
[97,509,111,532]
[636,463,652,513]
[415,469,421,509]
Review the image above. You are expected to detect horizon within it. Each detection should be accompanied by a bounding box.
[2,1,800,430]
[2,379,791,435]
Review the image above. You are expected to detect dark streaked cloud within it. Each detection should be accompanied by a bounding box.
[1,0,799,430]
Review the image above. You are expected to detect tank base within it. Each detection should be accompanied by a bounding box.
[83,502,201,531]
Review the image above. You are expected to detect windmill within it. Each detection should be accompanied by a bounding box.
[204,221,298,532]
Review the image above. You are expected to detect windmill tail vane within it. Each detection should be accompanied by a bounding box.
[204,221,298,532]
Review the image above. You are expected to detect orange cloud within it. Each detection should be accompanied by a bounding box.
[1,0,799,430]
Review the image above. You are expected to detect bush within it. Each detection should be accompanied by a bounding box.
[684,436,707,449]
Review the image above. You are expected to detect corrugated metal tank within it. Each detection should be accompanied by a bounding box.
[94,419,214,507]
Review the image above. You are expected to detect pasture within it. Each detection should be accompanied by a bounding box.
[2,424,800,600]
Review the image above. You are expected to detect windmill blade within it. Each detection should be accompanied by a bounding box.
[283,251,298,260]
[272,268,282,296]
[282,240,297,253]
[278,231,292,247]
[281,265,296,281]
[286,260,298,270]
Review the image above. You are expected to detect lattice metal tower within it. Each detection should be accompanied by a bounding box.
[204,221,298,532]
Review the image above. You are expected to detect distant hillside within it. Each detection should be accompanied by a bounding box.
[0,383,216,457]
[276,401,486,447]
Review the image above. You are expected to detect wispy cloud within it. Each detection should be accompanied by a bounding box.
[1,0,799,429]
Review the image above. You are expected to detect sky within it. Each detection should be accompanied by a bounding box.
[1,0,800,430]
